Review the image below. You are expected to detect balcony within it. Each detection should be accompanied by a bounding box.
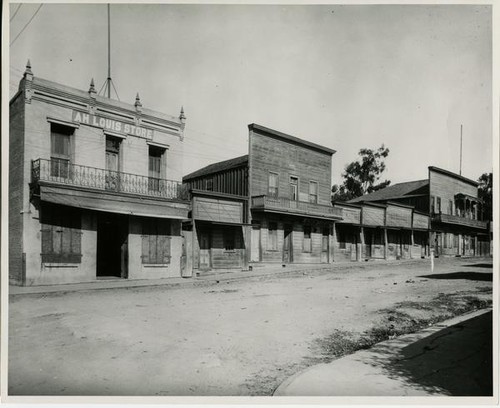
[432,213,488,230]
[251,195,343,220]
[31,158,188,201]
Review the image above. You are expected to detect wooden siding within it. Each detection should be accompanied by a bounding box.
[386,204,412,228]
[249,129,332,206]
[362,206,385,226]
[413,213,429,229]
[186,166,248,197]
[193,196,243,224]
[429,169,478,211]
[335,205,361,224]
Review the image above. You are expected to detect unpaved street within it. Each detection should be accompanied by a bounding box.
[9,257,492,396]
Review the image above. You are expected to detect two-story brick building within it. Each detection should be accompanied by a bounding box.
[9,62,190,285]
[183,124,343,272]
[348,166,491,257]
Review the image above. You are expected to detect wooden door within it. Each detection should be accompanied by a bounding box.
[283,225,293,263]
[321,228,329,263]
[251,225,260,262]
[199,230,211,269]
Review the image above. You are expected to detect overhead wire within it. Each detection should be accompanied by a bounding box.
[10,4,43,46]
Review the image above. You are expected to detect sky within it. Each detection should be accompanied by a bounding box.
[8,3,493,186]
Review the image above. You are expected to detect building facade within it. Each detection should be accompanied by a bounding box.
[9,62,190,285]
[183,124,342,272]
[347,166,491,258]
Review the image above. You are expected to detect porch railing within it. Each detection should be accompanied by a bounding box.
[32,158,187,200]
[432,213,488,230]
[251,194,343,219]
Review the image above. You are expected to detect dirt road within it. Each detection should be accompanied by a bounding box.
[8,257,492,396]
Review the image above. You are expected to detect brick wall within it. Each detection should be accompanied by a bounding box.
[9,93,26,284]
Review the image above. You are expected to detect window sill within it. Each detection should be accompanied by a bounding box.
[143,264,170,268]
[43,263,79,268]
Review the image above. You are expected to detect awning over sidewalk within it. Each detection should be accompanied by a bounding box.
[40,184,189,219]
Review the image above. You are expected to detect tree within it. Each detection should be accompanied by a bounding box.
[477,172,492,221]
[331,145,390,202]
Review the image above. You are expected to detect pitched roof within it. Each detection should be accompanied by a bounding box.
[348,179,429,203]
[183,155,248,181]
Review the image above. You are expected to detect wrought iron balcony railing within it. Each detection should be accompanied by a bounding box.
[32,158,188,200]
[432,213,488,230]
[251,194,343,219]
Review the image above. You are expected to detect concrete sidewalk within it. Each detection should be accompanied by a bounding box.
[9,258,425,296]
[274,308,493,396]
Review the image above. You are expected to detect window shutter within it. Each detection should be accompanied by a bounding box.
[142,234,150,264]
[149,235,157,263]
[71,228,82,262]
[159,236,171,264]
[41,226,53,260]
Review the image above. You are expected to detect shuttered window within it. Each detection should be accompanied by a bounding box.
[41,203,82,263]
[148,146,165,192]
[50,124,72,178]
[142,219,171,264]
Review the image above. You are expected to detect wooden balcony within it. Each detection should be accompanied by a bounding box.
[251,195,343,220]
[432,213,488,230]
[31,158,188,201]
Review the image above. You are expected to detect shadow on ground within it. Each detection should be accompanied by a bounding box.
[367,311,493,396]
[418,272,492,282]
[462,263,493,269]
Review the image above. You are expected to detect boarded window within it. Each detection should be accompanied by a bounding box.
[41,203,81,263]
[309,181,318,204]
[142,219,171,264]
[303,226,312,252]
[268,222,278,250]
[268,172,279,198]
[50,123,73,178]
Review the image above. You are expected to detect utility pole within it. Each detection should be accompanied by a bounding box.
[459,124,463,176]
[107,3,111,99]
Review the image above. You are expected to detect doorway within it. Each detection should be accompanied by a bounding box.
[283,225,293,263]
[105,136,121,191]
[96,213,128,278]
[199,229,211,270]
[321,227,329,263]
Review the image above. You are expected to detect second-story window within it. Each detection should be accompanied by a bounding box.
[50,123,73,179]
[106,137,121,191]
[436,197,441,214]
[268,172,279,198]
[309,181,318,204]
[290,176,298,201]
[448,200,453,215]
[148,146,165,192]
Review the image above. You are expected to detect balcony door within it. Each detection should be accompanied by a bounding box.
[105,137,121,191]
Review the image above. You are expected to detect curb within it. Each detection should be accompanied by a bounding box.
[273,307,493,396]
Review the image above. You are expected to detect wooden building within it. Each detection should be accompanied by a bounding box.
[9,62,190,285]
[332,202,430,261]
[183,124,342,272]
[348,166,491,258]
